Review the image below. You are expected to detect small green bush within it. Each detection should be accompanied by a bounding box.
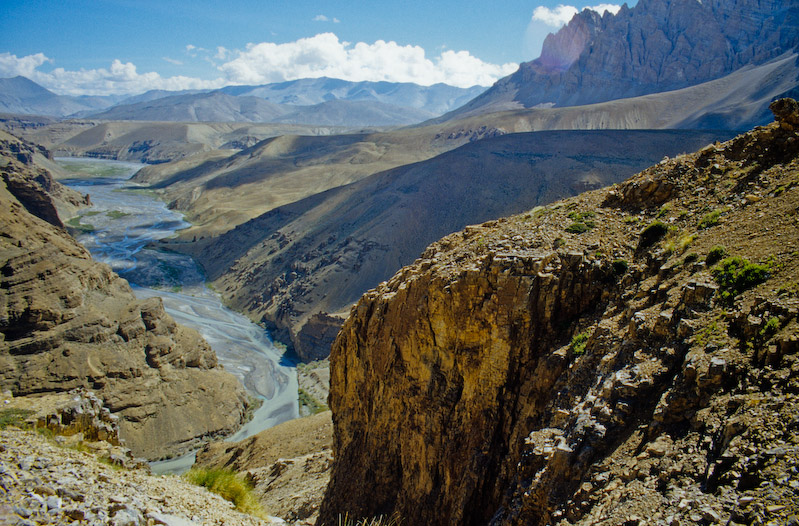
[698,208,726,229]
[570,332,590,356]
[760,317,781,338]
[638,221,669,248]
[299,388,329,415]
[612,259,629,275]
[706,245,727,266]
[566,222,591,234]
[0,408,34,429]
[184,468,265,517]
[711,256,770,301]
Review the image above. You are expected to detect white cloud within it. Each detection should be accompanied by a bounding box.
[532,5,579,27]
[1,34,517,96]
[0,52,51,78]
[218,33,517,88]
[0,53,225,96]
[532,3,621,27]
[162,57,183,66]
[313,15,329,22]
[586,3,621,15]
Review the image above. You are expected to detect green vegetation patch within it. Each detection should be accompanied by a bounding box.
[698,208,728,229]
[0,408,35,429]
[106,210,130,220]
[612,259,629,275]
[711,256,770,302]
[299,388,329,415]
[66,216,95,233]
[638,220,669,249]
[565,211,596,234]
[570,332,590,356]
[184,468,265,517]
[337,513,402,526]
[706,245,728,266]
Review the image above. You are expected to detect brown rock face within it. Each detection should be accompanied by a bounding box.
[319,102,799,524]
[0,142,250,460]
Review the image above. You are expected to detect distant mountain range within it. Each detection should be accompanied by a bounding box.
[0,76,121,117]
[443,0,799,120]
[0,76,486,127]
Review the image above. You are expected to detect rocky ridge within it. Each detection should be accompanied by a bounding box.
[447,0,799,119]
[0,135,251,460]
[318,100,799,524]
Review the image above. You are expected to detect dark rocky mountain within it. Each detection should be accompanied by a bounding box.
[443,0,799,120]
[0,76,119,117]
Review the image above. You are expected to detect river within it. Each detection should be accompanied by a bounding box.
[57,158,299,472]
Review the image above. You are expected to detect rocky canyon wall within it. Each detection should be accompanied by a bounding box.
[319,101,799,524]
[0,134,251,460]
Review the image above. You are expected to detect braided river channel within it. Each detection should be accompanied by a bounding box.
[58,158,299,473]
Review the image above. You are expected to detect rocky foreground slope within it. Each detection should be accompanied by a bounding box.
[319,100,799,524]
[0,134,251,460]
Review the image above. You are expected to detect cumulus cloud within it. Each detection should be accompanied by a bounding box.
[1,34,517,96]
[532,5,579,27]
[532,3,621,27]
[0,52,51,78]
[162,57,183,65]
[219,33,517,88]
[0,52,224,96]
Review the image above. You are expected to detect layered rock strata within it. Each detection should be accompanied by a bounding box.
[319,101,799,524]
[0,136,250,460]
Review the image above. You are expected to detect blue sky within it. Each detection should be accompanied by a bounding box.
[0,0,629,95]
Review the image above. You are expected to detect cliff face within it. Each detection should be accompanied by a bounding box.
[451,0,799,117]
[319,101,799,524]
[0,138,251,460]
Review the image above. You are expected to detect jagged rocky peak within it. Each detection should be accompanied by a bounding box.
[318,100,799,525]
[0,139,251,460]
[453,0,798,115]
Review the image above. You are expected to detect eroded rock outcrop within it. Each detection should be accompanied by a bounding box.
[0,139,251,460]
[319,101,799,524]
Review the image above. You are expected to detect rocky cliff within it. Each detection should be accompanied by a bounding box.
[319,100,799,524]
[448,0,799,119]
[0,137,251,460]
[185,129,729,361]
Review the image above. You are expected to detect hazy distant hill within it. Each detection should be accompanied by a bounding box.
[443,0,799,120]
[87,92,291,123]
[91,93,437,127]
[0,76,118,117]
[219,77,487,115]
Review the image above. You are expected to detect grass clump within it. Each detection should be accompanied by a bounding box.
[638,220,669,249]
[570,332,590,356]
[0,408,35,429]
[566,211,596,234]
[66,216,95,233]
[184,468,265,517]
[299,388,329,415]
[711,256,770,302]
[706,245,727,266]
[612,259,629,275]
[338,513,402,526]
[698,208,727,229]
[106,210,130,219]
[760,317,781,339]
